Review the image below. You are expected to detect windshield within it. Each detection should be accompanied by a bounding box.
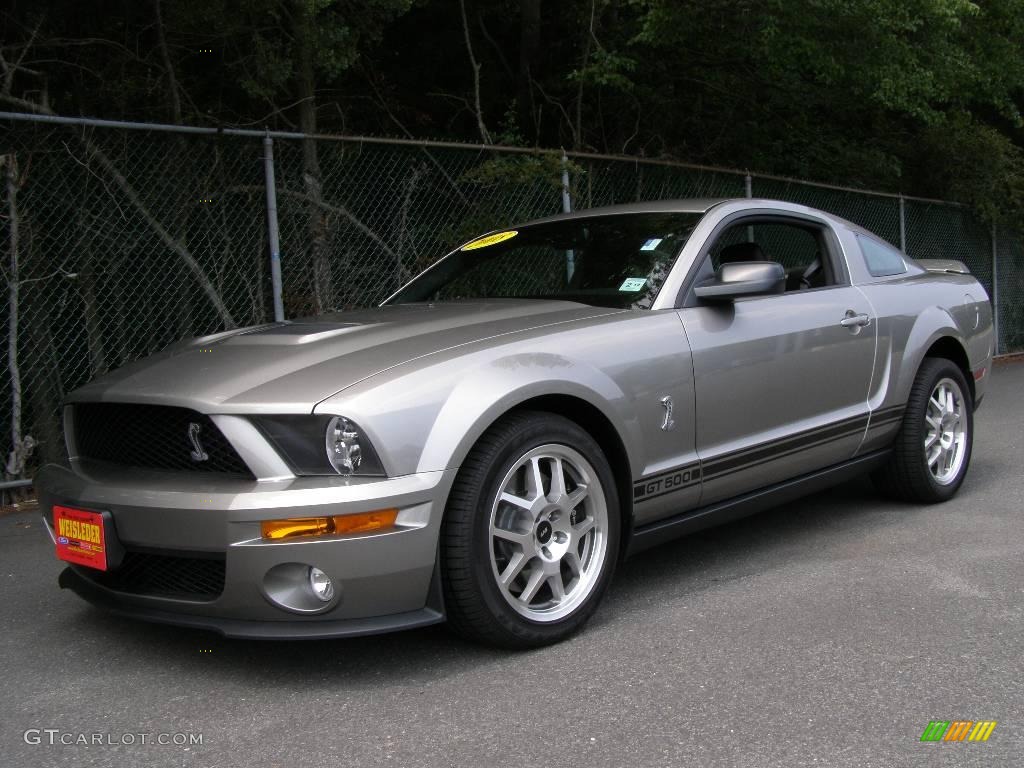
[386,212,704,309]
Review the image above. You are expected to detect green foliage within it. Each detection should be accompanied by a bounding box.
[437,153,581,247]
[493,102,528,147]
[2,0,1023,219]
[461,153,571,190]
[209,0,413,108]
[569,49,637,92]
[630,0,1024,217]
[239,32,295,102]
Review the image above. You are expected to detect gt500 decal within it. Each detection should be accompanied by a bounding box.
[633,464,701,503]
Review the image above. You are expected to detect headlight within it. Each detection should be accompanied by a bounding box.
[326,416,363,474]
[252,415,385,476]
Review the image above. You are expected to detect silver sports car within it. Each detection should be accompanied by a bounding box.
[37,198,993,647]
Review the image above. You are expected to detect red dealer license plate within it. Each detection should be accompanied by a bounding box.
[53,505,108,571]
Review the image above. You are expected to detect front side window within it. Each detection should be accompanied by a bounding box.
[387,212,704,309]
[857,234,907,277]
[700,219,838,293]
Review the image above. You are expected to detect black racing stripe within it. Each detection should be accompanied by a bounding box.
[632,406,907,502]
[703,415,870,479]
[872,405,906,419]
[872,411,905,423]
[867,406,906,430]
[708,421,868,481]
[868,416,904,430]
[706,426,868,482]
[701,412,868,471]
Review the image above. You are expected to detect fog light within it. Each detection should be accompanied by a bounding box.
[308,567,334,602]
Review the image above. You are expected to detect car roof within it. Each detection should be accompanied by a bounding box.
[520,198,732,226]
[514,197,880,238]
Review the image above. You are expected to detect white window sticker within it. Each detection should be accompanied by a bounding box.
[640,238,663,251]
[619,277,647,292]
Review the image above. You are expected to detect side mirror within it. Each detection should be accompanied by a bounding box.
[694,261,786,302]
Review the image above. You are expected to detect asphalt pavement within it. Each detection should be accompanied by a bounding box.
[2,361,1022,768]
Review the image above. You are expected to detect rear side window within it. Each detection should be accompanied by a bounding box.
[857,235,907,277]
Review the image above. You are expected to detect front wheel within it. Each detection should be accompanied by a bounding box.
[872,357,974,503]
[441,411,620,648]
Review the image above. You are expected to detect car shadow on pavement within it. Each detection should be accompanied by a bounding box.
[613,476,883,589]
[594,453,994,632]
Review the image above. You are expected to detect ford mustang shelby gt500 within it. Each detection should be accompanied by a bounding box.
[38,198,992,648]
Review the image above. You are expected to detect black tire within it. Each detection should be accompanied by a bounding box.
[441,410,620,648]
[872,357,974,503]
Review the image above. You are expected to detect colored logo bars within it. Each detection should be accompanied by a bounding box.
[920,720,997,742]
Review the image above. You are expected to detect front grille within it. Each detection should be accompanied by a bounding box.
[72,403,253,477]
[85,550,226,601]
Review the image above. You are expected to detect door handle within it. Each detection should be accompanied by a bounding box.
[840,312,871,328]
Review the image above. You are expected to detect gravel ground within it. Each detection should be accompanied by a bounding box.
[1,361,1021,768]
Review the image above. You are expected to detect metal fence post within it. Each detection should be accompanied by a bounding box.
[263,131,285,323]
[561,150,575,282]
[992,223,1000,355]
[560,149,572,213]
[899,194,907,254]
[745,173,753,241]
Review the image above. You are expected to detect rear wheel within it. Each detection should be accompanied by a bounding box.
[441,411,620,648]
[872,357,973,502]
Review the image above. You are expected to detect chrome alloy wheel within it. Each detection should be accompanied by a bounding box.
[488,444,609,622]
[924,377,968,485]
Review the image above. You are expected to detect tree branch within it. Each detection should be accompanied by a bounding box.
[363,71,472,206]
[151,0,183,124]
[229,184,402,268]
[459,0,490,144]
[0,89,237,327]
[0,18,43,95]
[477,14,514,80]
[574,0,597,150]
[2,153,33,480]
[84,143,237,327]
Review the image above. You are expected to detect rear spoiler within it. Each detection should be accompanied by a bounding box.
[917,259,970,275]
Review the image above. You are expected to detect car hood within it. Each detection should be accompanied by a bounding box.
[67,300,622,413]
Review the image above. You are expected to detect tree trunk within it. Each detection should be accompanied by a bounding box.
[153,0,195,340]
[152,0,183,126]
[22,281,65,467]
[3,154,28,480]
[83,141,236,328]
[294,0,333,314]
[460,0,491,144]
[517,0,541,141]
[76,174,108,377]
[78,250,108,377]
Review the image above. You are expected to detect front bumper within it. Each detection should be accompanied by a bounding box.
[37,462,457,639]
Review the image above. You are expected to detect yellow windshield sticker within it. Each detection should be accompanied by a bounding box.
[461,230,518,251]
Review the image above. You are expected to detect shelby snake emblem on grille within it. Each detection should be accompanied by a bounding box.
[187,422,209,462]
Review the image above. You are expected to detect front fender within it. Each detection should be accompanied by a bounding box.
[314,311,694,483]
[416,353,637,475]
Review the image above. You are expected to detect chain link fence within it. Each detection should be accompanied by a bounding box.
[1,112,1021,485]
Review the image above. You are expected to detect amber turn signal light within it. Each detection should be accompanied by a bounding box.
[261,509,399,540]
